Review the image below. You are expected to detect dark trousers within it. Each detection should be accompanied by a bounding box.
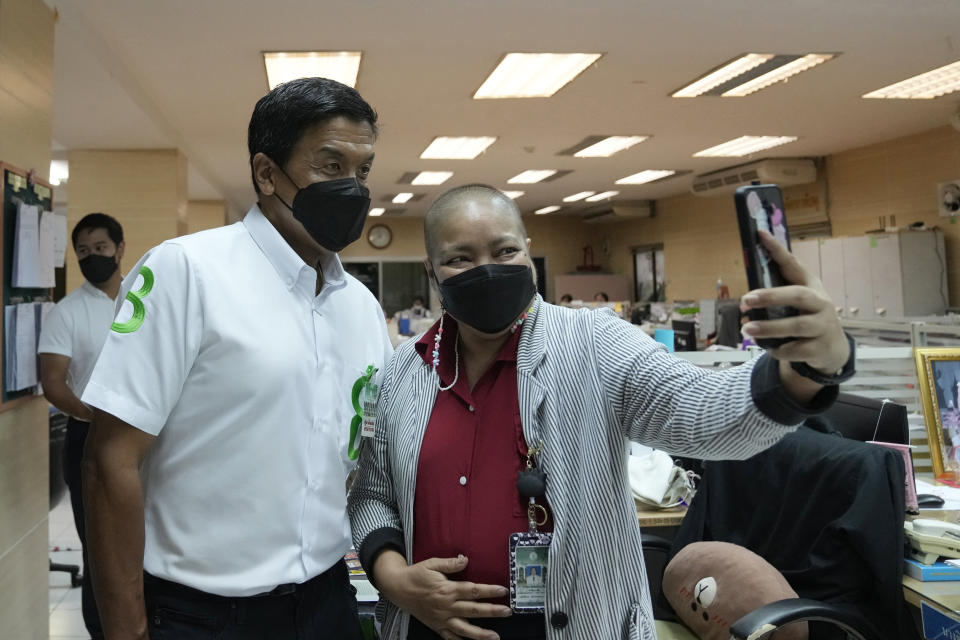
[64,417,104,639]
[143,560,364,640]
[408,613,546,640]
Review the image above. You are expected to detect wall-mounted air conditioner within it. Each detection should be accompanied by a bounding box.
[690,159,817,197]
[581,201,653,224]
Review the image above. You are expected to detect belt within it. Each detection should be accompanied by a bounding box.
[144,560,346,601]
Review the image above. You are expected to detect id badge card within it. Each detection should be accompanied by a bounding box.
[361,380,379,438]
[508,531,552,612]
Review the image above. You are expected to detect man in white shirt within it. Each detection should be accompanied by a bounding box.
[38,212,126,640]
[81,78,392,640]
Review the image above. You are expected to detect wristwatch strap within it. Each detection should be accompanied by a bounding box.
[789,332,856,386]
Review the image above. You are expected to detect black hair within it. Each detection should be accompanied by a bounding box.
[247,77,378,193]
[72,213,123,247]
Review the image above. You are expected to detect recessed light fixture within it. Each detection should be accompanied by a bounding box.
[693,136,798,157]
[263,51,362,90]
[535,205,562,215]
[863,59,960,99]
[722,54,835,97]
[615,170,677,185]
[501,191,525,199]
[411,171,453,186]
[420,136,498,159]
[585,190,619,202]
[563,191,596,202]
[573,136,648,157]
[49,159,69,186]
[672,54,774,97]
[369,208,385,217]
[508,170,558,184]
[392,193,414,204]
[474,53,602,99]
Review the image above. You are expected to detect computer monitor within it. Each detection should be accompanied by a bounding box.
[819,393,909,444]
[671,320,697,352]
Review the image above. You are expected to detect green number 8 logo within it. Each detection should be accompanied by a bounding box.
[348,365,377,461]
[111,266,155,334]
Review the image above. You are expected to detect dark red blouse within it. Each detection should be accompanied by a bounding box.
[413,318,552,602]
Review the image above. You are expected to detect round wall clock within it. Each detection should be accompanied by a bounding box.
[367,223,392,249]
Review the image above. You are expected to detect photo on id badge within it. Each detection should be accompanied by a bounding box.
[509,532,551,612]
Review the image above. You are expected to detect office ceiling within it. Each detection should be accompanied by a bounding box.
[47,0,960,219]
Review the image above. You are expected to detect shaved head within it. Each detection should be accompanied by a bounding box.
[424,184,527,263]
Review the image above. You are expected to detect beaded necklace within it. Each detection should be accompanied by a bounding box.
[433,306,533,392]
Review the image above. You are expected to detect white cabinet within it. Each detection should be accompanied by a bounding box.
[799,230,947,319]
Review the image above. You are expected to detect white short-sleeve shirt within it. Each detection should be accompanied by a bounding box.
[82,205,393,596]
[37,281,117,398]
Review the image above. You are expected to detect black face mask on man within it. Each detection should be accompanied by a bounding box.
[274,168,371,252]
[436,264,537,334]
[79,254,118,284]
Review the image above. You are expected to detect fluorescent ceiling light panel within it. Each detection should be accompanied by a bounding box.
[474,53,602,99]
[573,136,648,158]
[508,170,558,184]
[672,54,774,98]
[563,191,596,202]
[535,206,562,215]
[369,208,385,217]
[392,193,414,204]
[693,136,798,157]
[263,51,361,90]
[502,191,525,199]
[615,170,676,185]
[420,136,497,159]
[585,190,619,202]
[411,171,453,186]
[863,59,960,99]
[722,54,835,97]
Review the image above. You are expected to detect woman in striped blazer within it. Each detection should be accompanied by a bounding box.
[348,184,853,640]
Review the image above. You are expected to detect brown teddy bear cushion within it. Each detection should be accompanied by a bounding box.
[663,541,808,640]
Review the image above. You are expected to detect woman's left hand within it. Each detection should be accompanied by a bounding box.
[740,230,850,377]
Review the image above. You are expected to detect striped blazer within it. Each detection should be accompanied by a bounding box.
[348,296,802,640]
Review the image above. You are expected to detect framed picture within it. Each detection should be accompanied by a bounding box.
[915,347,960,479]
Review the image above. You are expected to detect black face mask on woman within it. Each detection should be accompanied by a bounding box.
[79,254,118,284]
[436,264,537,334]
[274,169,371,252]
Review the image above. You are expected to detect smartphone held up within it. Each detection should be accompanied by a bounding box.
[734,183,798,349]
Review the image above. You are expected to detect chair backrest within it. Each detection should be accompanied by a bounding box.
[819,393,909,444]
[668,426,912,639]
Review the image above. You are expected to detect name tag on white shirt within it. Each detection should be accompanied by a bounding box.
[361,378,378,438]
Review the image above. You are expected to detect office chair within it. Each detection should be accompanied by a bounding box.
[643,423,915,640]
[49,410,82,588]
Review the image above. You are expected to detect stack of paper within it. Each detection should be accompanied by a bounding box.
[2,301,53,392]
[11,202,56,288]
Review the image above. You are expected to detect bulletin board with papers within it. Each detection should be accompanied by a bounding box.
[1,162,62,409]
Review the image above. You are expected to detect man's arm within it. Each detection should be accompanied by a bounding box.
[40,353,93,421]
[83,408,156,640]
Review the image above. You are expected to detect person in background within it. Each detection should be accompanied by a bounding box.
[38,212,125,640]
[410,295,430,318]
[558,294,572,304]
[348,184,854,640]
[81,78,392,640]
[593,291,609,302]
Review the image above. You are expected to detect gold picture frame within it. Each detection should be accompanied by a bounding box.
[915,347,960,478]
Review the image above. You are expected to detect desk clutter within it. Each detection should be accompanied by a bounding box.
[905,479,960,581]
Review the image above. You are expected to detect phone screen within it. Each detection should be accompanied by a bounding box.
[744,188,790,291]
[735,184,797,346]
